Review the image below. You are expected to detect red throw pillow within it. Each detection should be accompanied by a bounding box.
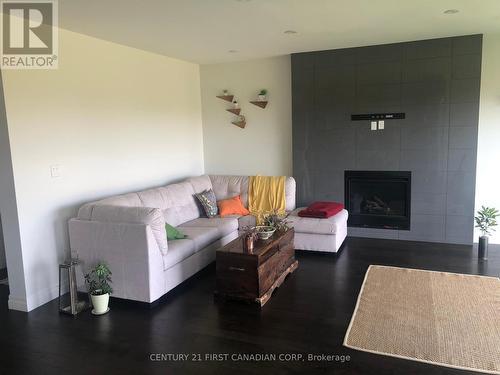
[217,195,250,217]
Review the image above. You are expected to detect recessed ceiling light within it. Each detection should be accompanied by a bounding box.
[228,50,238,53]
[284,30,298,35]
[444,9,459,14]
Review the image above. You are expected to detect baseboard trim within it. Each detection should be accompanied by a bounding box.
[8,283,63,312]
[8,296,28,312]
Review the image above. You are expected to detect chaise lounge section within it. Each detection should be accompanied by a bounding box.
[69,175,348,304]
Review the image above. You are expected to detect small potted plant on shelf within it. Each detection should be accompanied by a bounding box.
[222,89,229,96]
[474,205,499,260]
[258,89,267,101]
[85,262,113,315]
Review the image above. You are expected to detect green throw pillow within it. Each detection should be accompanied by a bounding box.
[165,223,186,240]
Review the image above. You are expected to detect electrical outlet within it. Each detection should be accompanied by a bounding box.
[370,121,377,131]
[378,120,385,130]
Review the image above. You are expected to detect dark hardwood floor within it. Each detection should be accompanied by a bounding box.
[0,237,498,375]
[0,267,7,280]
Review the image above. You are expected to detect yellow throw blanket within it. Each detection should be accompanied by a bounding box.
[248,175,286,225]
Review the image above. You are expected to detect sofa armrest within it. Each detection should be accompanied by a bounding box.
[78,204,168,255]
[285,177,296,211]
[69,218,165,303]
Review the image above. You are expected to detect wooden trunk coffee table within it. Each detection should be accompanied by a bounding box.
[215,228,298,307]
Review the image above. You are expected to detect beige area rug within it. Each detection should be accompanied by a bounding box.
[344,265,500,374]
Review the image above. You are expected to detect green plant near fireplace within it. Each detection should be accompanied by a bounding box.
[474,206,499,260]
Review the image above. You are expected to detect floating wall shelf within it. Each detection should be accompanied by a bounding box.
[250,100,268,109]
[217,95,234,102]
[232,119,246,129]
[226,108,241,115]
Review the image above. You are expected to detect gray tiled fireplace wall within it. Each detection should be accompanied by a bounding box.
[292,35,481,244]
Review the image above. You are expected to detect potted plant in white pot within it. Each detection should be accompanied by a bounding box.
[474,206,499,260]
[258,89,267,101]
[85,262,113,315]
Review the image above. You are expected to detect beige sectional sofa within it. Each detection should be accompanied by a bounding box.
[69,175,347,304]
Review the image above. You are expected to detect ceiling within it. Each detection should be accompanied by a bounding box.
[60,0,500,64]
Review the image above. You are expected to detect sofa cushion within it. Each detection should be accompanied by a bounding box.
[288,208,348,235]
[183,214,256,231]
[209,175,296,212]
[210,175,250,207]
[88,205,168,255]
[137,182,199,226]
[284,177,296,212]
[163,239,195,270]
[238,214,256,230]
[180,217,238,237]
[187,175,213,194]
[180,227,220,252]
[77,193,143,220]
[99,192,144,207]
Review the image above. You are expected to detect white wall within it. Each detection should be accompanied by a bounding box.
[0,217,6,269]
[475,33,500,244]
[0,71,27,306]
[201,56,292,176]
[2,29,204,311]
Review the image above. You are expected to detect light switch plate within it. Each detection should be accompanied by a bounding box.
[370,121,377,131]
[378,120,385,130]
[50,165,61,178]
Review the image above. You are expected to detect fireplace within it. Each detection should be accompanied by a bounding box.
[344,171,411,230]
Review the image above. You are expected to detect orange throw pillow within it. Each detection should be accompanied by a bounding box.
[217,195,250,217]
